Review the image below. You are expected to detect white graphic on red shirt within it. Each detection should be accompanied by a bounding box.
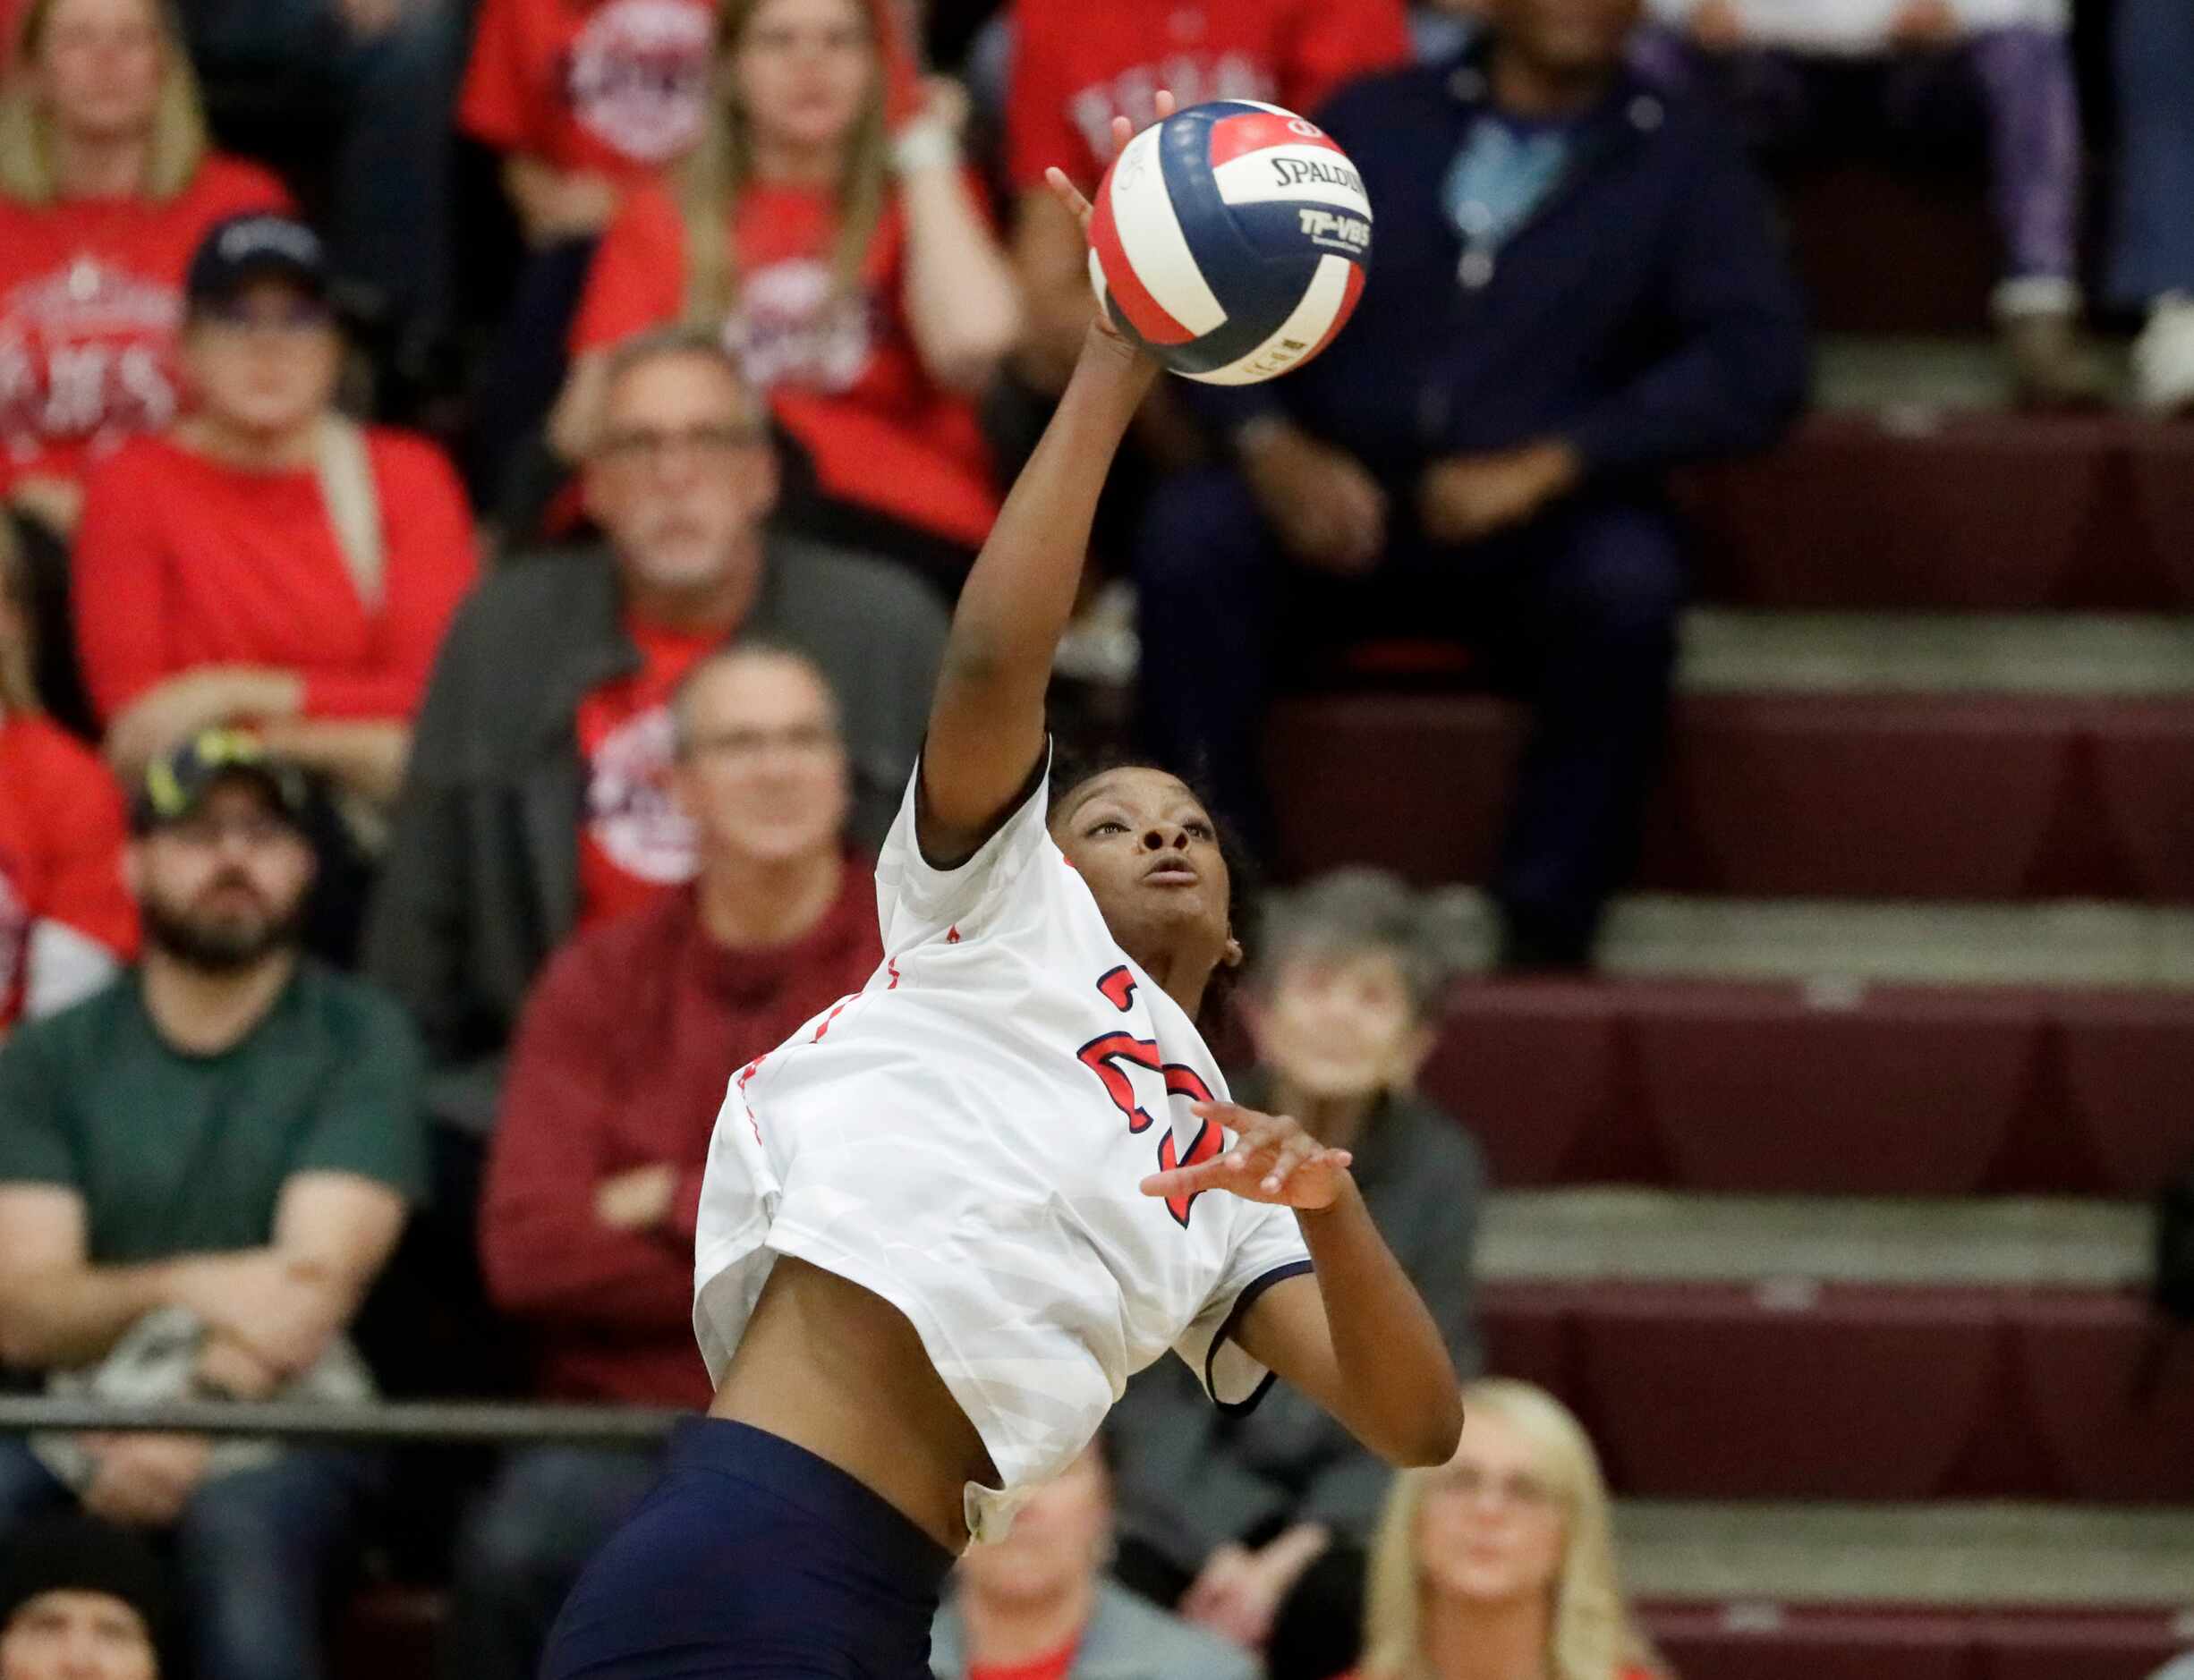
[584,702,699,884]
[566,0,714,165]
[724,258,876,394]
[1066,52,1272,165]
[0,257,182,461]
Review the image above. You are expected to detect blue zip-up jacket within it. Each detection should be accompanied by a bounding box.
[1200,43,1809,485]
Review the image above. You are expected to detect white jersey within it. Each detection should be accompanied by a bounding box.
[691,757,1313,1542]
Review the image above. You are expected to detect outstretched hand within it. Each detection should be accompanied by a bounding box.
[1142,1102,1355,1211]
[1042,90,1178,347]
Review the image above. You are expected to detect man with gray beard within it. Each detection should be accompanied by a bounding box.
[0,729,426,1680]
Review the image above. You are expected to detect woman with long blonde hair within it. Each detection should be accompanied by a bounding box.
[1355,1379,1666,1680]
[0,0,288,539]
[558,0,1021,588]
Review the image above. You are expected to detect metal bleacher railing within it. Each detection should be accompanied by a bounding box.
[0,1396,683,1446]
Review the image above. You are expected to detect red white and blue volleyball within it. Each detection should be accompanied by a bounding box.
[1088,101,1372,386]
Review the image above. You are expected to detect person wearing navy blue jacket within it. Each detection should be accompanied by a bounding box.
[1135,0,1807,968]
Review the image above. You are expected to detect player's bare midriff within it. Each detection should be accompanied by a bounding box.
[707,1253,999,1553]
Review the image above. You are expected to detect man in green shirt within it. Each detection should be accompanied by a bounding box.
[0,730,426,1680]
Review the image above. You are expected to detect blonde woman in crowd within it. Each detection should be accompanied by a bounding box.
[1353,1380,1667,1680]
[0,0,288,539]
[560,0,1021,587]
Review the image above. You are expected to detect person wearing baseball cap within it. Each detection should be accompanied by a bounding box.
[0,1514,168,1680]
[67,206,477,957]
[0,729,426,1680]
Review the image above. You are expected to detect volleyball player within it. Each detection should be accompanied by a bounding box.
[540,97,1464,1680]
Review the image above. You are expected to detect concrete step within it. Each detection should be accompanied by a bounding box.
[1414,892,2194,988]
[1478,1191,2147,1291]
[1680,610,2194,697]
[1620,1501,2194,1610]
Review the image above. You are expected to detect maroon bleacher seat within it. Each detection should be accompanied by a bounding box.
[1424,982,1631,1184]
[2085,702,2194,904]
[1264,695,1517,887]
[1643,1605,1975,1680]
[1573,1284,1999,1498]
[1978,1614,2191,1680]
[1646,695,2076,899]
[1681,413,2125,611]
[2051,992,2194,1197]
[338,1585,442,1680]
[2125,424,2194,610]
[1628,984,2039,1195]
[1477,1280,1582,1404]
[2007,1292,2194,1501]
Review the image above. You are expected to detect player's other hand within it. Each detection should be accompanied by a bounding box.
[1142,1102,1354,1211]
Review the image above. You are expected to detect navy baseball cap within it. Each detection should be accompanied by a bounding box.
[185,212,330,310]
[132,729,312,836]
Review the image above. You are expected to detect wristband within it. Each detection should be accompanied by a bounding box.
[891,119,960,174]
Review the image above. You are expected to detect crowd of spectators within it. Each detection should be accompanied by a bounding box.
[0,0,2187,1675]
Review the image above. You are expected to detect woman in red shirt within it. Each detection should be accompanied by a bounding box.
[1352,1380,1668,1680]
[0,0,289,539]
[559,0,1022,588]
[0,517,133,1038]
[72,212,477,815]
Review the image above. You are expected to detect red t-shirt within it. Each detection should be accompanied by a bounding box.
[574,613,720,927]
[965,1641,1078,1680]
[70,428,480,725]
[0,157,293,492]
[459,0,716,187]
[1005,0,1412,188]
[0,715,137,1035]
[572,182,1000,551]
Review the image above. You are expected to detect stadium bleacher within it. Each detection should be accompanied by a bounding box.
[1258,193,2194,1667]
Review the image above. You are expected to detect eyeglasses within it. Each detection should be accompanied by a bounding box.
[683,723,840,762]
[595,422,769,467]
[196,297,335,335]
[1431,1463,1563,1510]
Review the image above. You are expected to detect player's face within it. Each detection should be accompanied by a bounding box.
[584,352,778,597]
[952,1446,1109,1605]
[34,0,165,143]
[1413,1411,1569,1608]
[0,1590,158,1680]
[731,0,874,158]
[184,279,342,442]
[1051,768,1234,986]
[672,651,850,868]
[1252,949,1432,1103]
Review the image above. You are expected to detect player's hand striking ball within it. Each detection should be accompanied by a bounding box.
[1077,96,1373,385]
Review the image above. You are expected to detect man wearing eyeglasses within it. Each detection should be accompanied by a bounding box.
[443,643,883,1680]
[366,324,945,1147]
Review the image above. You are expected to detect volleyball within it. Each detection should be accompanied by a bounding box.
[1087,100,1373,386]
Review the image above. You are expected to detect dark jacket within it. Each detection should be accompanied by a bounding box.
[1106,1080,1487,1571]
[361,537,946,1134]
[1204,43,1808,487]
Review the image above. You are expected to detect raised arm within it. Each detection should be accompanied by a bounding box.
[914,110,1166,863]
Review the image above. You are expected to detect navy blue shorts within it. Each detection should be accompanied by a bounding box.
[540,1418,957,1679]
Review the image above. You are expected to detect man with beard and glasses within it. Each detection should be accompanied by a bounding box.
[0,729,426,1680]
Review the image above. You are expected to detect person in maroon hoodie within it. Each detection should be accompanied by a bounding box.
[444,641,883,1680]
